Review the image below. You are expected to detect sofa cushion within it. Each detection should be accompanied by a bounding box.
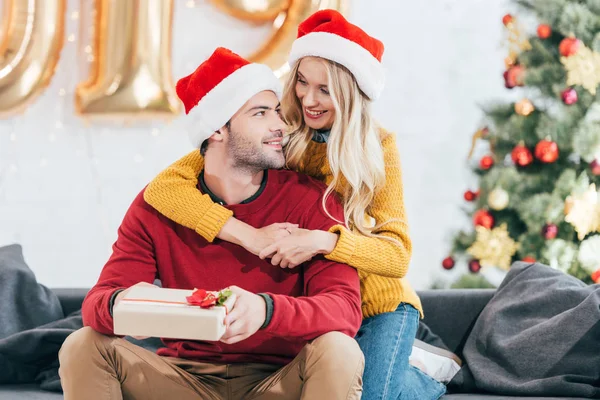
[0,384,63,399]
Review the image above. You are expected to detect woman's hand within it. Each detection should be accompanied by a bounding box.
[241,222,298,256]
[259,228,339,268]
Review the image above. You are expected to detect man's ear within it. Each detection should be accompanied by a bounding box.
[211,127,227,143]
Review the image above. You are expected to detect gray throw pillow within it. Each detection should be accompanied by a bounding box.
[0,244,63,338]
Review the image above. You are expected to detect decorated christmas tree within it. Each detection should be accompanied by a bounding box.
[443,0,600,287]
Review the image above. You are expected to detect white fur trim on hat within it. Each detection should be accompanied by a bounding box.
[187,63,283,148]
[288,32,385,100]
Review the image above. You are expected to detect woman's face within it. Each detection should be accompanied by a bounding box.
[294,57,335,131]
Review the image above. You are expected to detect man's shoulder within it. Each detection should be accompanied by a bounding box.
[127,186,164,220]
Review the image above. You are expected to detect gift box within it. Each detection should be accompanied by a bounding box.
[113,287,236,341]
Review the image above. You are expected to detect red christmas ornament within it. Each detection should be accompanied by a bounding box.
[561,88,578,105]
[464,190,479,202]
[522,256,536,263]
[590,159,600,176]
[511,143,534,167]
[535,139,559,163]
[473,209,495,229]
[537,24,552,39]
[480,155,495,170]
[468,259,482,273]
[559,37,580,57]
[592,269,600,284]
[442,256,455,270]
[502,14,514,26]
[504,65,525,89]
[542,223,558,239]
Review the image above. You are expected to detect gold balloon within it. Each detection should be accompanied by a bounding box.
[488,188,510,211]
[514,98,535,116]
[0,0,66,117]
[209,0,290,23]
[213,0,349,78]
[76,0,180,119]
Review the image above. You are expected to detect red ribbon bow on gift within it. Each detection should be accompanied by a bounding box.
[186,288,233,311]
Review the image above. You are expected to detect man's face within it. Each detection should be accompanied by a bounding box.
[225,91,286,172]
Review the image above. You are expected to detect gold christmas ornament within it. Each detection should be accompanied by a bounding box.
[488,188,510,210]
[564,183,600,240]
[515,98,535,116]
[504,16,531,67]
[467,223,520,271]
[561,45,600,95]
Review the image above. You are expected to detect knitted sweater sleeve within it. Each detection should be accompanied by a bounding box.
[143,150,233,242]
[324,133,413,278]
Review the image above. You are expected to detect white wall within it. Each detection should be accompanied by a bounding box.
[0,0,514,289]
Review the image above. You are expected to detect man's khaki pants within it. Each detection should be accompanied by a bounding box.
[58,327,364,400]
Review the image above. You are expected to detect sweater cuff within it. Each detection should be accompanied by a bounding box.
[194,203,234,242]
[325,225,357,265]
[257,293,273,329]
[109,288,126,317]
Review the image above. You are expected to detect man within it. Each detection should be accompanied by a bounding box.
[58,47,364,400]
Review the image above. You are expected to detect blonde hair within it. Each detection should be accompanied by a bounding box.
[283,58,398,240]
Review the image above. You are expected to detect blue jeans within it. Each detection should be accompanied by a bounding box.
[356,303,446,400]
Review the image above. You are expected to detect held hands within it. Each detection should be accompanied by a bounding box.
[220,286,266,344]
[259,228,339,269]
[243,223,298,256]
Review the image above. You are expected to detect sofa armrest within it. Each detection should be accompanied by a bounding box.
[52,288,89,316]
[417,289,494,356]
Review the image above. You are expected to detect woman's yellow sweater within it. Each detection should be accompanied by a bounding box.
[143,129,422,318]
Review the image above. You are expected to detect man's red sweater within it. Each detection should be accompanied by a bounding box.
[82,169,362,365]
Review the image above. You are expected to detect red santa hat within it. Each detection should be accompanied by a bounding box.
[177,47,282,148]
[288,9,385,100]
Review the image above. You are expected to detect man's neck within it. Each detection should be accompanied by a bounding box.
[203,159,264,205]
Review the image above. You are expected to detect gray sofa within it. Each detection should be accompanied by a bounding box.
[0,288,589,400]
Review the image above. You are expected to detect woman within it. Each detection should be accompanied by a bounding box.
[144,10,446,400]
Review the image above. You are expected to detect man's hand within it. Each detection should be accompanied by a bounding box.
[242,223,298,256]
[259,228,339,269]
[114,282,159,340]
[220,286,266,344]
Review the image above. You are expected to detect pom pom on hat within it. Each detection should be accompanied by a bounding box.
[177,48,282,148]
[288,10,385,100]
